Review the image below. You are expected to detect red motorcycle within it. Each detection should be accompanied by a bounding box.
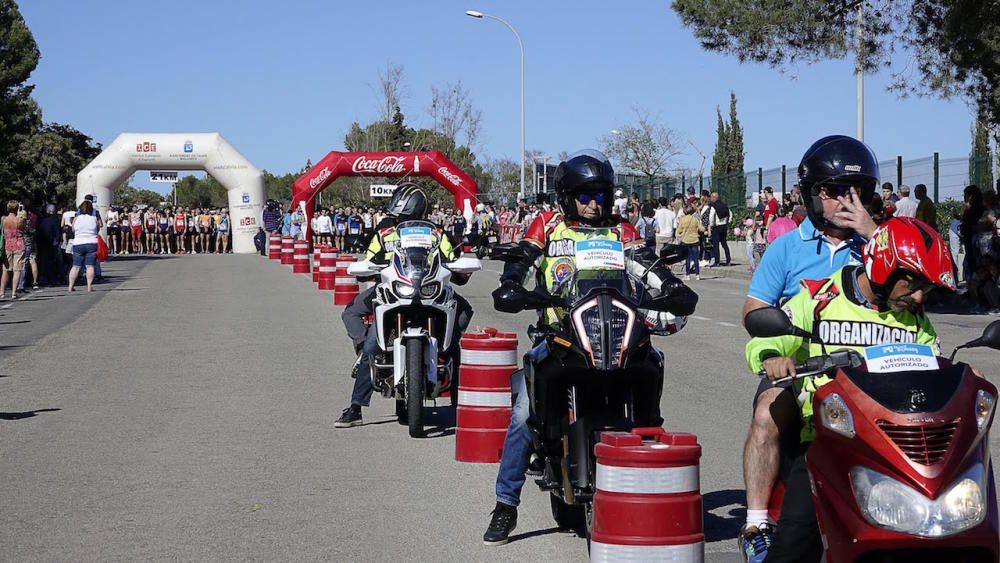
[746,307,1000,563]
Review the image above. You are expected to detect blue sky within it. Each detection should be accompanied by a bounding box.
[21,0,981,195]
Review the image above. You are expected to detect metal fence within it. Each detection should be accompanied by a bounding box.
[612,153,994,210]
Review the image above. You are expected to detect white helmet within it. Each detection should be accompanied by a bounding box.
[475,203,485,212]
[615,189,624,197]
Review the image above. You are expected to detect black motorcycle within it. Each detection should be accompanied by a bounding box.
[499,232,686,540]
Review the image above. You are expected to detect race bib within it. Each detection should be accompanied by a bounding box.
[864,343,939,373]
[399,226,434,249]
[574,239,625,270]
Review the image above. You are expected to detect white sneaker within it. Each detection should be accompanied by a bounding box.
[683,275,691,281]
[695,275,701,281]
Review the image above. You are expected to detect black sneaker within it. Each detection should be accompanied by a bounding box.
[483,502,517,545]
[334,406,363,428]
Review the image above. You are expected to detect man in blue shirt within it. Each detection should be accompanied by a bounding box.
[738,135,879,563]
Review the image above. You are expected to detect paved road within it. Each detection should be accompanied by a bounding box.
[1,254,997,561]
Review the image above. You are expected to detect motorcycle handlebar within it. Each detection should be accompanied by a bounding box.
[757,350,863,385]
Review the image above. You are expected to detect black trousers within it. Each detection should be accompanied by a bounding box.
[764,446,823,563]
[710,225,731,265]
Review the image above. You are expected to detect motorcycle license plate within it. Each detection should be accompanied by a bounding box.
[574,239,625,270]
[399,226,434,249]
[863,343,938,373]
[488,236,498,243]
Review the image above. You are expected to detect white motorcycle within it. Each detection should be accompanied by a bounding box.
[348,220,482,438]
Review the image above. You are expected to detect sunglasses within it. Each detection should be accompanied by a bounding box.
[902,275,935,295]
[575,192,607,205]
[821,184,854,198]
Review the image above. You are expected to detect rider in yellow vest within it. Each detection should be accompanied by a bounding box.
[744,217,956,562]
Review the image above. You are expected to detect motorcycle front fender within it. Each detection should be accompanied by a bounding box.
[392,331,438,388]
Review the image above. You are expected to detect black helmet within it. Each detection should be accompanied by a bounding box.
[798,135,879,230]
[385,182,428,221]
[554,149,616,225]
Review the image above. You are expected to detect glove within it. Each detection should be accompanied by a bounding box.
[642,310,687,335]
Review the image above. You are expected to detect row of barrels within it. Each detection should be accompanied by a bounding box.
[267,235,360,305]
[263,235,704,561]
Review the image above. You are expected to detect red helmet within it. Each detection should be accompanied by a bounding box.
[863,217,956,301]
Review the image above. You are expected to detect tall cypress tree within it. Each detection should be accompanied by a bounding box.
[711,106,729,182]
[970,110,994,190]
[727,91,744,177]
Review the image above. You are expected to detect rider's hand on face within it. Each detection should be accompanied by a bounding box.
[833,187,877,239]
[762,356,796,381]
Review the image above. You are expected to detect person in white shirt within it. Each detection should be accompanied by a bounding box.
[654,196,677,253]
[894,184,918,218]
[68,200,102,292]
[613,189,627,218]
[315,208,333,246]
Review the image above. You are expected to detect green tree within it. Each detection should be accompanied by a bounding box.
[727,91,744,175]
[710,106,729,180]
[672,0,1000,127]
[11,123,101,207]
[970,110,995,190]
[0,0,43,191]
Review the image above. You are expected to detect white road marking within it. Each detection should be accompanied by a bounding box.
[718,321,739,327]
[691,315,712,321]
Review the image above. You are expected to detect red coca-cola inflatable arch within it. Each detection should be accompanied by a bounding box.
[291,151,478,237]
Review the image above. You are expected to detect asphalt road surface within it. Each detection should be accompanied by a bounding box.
[1,254,998,562]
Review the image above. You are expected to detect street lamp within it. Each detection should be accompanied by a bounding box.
[465,9,525,202]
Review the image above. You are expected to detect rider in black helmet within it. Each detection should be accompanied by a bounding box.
[737,135,879,563]
[335,183,473,428]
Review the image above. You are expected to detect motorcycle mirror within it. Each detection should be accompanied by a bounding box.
[962,320,1000,351]
[446,256,483,275]
[744,307,812,339]
[347,260,380,277]
[659,244,687,266]
[489,243,522,262]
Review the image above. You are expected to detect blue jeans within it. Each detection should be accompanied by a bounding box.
[495,369,532,507]
[350,327,380,407]
[684,243,700,276]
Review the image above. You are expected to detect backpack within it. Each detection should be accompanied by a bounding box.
[639,217,656,244]
[714,200,731,221]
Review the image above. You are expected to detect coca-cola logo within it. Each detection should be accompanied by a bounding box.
[352,155,408,175]
[309,167,332,189]
[136,141,157,153]
[438,166,463,186]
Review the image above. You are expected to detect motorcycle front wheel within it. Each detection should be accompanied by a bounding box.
[405,339,425,438]
[549,494,586,535]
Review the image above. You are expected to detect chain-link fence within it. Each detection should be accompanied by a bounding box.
[613,152,995,215]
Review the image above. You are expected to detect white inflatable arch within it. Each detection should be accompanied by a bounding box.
[76,133,265,254]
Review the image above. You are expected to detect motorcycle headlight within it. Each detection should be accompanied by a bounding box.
[818,393,855,438]
[975,390,995,432]
[850,464,987,537]
[419,282,440,299]
[393,281,415,298]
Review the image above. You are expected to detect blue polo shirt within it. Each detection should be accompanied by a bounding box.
[747,217,866,305]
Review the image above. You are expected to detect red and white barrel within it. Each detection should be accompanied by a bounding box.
[312,245,322,282]
[292,240,310,274]
[280,236,294,265]
[455,328,518,463]
[591,428,703,563]
[268,233,282,260]
[317,246,337,291]
[334,256,359,305]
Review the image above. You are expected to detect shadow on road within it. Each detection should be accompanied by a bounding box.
[0,320,30,325]
[0,408,61,421]
[703,489,746,542]
[424,406,456,438]
[508,526,565,544]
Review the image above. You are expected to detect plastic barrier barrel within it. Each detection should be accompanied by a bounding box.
[268,234,282,260]
[333,256,358,305]
[280,236,294,265]
[317,246,337,291]
[455,328,518,463]
[591,428,704,562]
[293,240,311,274]
[312,245,322,282]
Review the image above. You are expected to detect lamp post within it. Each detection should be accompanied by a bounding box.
[465,9,525,202]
